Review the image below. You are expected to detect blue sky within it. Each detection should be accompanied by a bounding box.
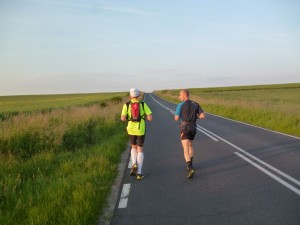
[0,0,299,95]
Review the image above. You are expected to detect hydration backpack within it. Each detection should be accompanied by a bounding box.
[126,101,145,122]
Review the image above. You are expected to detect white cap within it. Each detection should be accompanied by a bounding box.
[130,88,139,97]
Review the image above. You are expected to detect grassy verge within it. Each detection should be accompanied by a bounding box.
[0,93,135,225]
[155,83,300,137]
[0,132,127,225]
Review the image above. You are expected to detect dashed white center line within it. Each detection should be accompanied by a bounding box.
[149,93,300,196]
[118,183,131,208]
[149,94,218,141]
[128,158,132,168]
[235,152,300,196]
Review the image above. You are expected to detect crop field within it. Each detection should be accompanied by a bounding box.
[155,83,300,137]
[0,92,127,120]
[0,92,134,225]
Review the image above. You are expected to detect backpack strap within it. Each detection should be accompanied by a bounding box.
[125,101,131,121]
[140,101,145,120]
[138,101,145,129]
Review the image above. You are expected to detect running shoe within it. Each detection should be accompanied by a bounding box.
[187,169,195,179]
[136,173,145,180]
[130,163,138,176]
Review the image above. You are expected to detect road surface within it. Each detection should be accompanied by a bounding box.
[110,93,300,225]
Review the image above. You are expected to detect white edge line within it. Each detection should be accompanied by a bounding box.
[235,152,300,196]
[199,125,300,187]
[150,93,300,189]
[207,112,300,140]
[150,93,300,140]
[197,126,219,141]
[128,158,132,168]
[199,126,300,186]
[150,94,218,141]
[118,183,131,208]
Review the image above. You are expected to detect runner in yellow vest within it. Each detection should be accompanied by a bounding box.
[121,88,153,180]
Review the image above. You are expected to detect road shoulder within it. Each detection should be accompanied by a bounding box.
[98,144,129,225]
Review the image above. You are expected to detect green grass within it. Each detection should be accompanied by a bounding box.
[0,92,133,225]
[0,132,128,225]
[155,83,300,137]
[0,92,127,120]
[3,83,297,224]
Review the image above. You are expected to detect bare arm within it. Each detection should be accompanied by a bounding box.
[174,115,180,121]
[147,114,153,121]
[198,113,205,119]
[121,115,127,122]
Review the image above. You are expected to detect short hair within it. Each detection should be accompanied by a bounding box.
[181,89,189,97]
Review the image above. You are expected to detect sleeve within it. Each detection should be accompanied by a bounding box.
[143,103,152,115]
[175,102,184,116]
[121,104,128,116]
[198,103,204,114]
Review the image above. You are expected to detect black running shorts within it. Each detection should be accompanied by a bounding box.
[180,124,197,140]
[129,135,145,147]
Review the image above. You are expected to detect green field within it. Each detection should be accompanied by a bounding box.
[155,83,300,137]
[1,84,299,224]
[0,92,133,225]
[0,92,127,120]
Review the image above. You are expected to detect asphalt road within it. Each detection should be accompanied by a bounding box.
[110,93,300,225]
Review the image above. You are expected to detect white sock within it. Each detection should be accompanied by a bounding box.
[137,152,144,174]
[131,149,137,165]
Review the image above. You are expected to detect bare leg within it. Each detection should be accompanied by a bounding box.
[181,139,191,162]
[188,141,194,158]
